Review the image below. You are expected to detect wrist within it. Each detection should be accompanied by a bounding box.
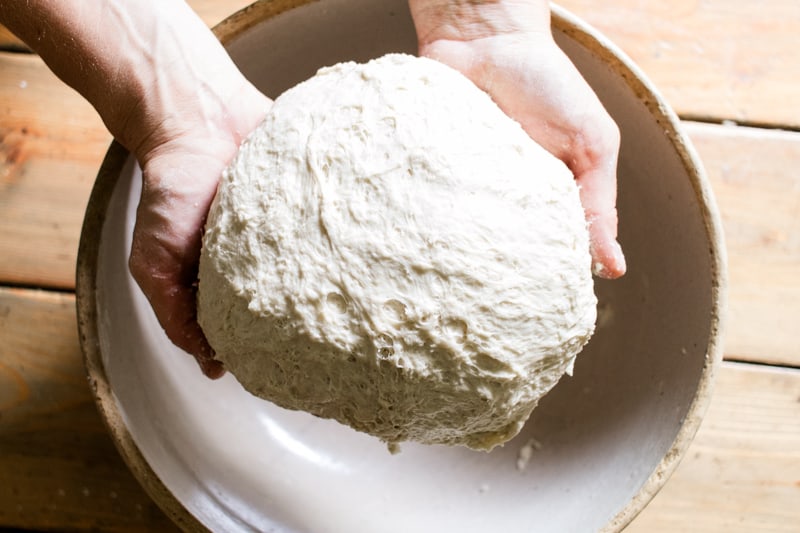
[89,1,259,163]
[409,0,551,46]
[0,0,261,164]
[107,55,261,166]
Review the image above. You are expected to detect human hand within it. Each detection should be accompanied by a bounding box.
[125,81,269,379]
[93,4,273,379]
[100,4,272,378]
[128,104,269,379]
[409,0,626,278]
[0,0,271,376]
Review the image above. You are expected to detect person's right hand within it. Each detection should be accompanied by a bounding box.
[127,80,270,378]
[1,0,273,377]
[409,0,626,278]
[109,9,272,379]
[0,0,273,377]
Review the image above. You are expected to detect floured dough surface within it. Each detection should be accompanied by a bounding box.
[197,54,596,450]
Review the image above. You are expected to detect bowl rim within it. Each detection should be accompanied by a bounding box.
[76,2,727,531]
[546,5,728,530]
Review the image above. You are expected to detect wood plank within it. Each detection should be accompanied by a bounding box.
[0,287,178,532]
[0,0,249,288]
[189,0,254,27]
[0,1,250,290]
[205,0,800,128]
[0,0,251,51]
[1,287,798,531]
[0,24,28,53]
[628,362,800,532]
[2,55,799,368]
[7,0,800,126]
[1,14,798,366]
[4,1,799,127]
[0,52,109,289]
[558,0,800,128]
[685,121,800,368]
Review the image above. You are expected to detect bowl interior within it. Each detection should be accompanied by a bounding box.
[82,1,723,531]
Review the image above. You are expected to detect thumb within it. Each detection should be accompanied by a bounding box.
[571,143,626,279]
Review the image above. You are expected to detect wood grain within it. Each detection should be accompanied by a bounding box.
[0,0,253,289]
[2,0,798,126]
[558,0,800,128]
[628,362,800,532]
[189,0,254,27]
[3,56,798,365]
[1,287,797,532]
[0,52,109,289]
[0,0,252,51]
[0,24,27,52]
[1,1,797,532]
[0,287,179,532]
[685,122,800,368]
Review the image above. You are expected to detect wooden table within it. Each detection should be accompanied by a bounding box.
[1,1,798,531]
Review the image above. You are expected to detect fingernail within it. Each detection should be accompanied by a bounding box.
[613,240,627,275]
[195,349,224,379]
[200,358,225,380]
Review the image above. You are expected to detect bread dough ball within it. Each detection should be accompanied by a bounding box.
[197,54,596,450]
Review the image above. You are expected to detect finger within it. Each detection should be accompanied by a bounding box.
[129,234,226,379]
[577,167,626,279]
[129,160,226,379]
[570,131,627,279]
[456,42,626,279]
[163,283,225,379]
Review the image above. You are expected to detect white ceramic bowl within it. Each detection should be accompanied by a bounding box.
[77,1,726,531]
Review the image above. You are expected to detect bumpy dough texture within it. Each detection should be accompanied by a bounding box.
[198,54,596,450]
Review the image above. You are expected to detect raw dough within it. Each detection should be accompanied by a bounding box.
[197,54,596,450]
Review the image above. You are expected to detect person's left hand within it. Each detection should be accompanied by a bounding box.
[409,0,626,278]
